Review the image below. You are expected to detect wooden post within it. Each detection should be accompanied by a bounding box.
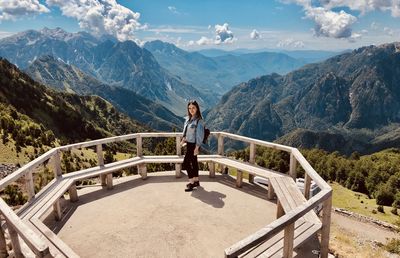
[53,150,62,178]
[217,134,224,156]
[53,201,62,221]
[236,170,243,188]
[283,223,295,258]
[7,224,23,258]
[276,200,284,218]
[0,219,8,258]
[137,136,143,177]
[249,143,256,183]
[69,184,78,202]
[136,136,143,157]
[97,144,106,186]
[138,164,147,180]
[304,173,312,200]
[175,164,182,178]
[289,152,297,180]
[217,134,225,173]
[320,194,332,258]
[176,136,182,178]
[268,181,275,200]
[209,162,215,178]
[106,173,113,190]
[25,170,35,201]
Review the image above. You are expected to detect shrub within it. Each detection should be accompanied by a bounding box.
[393,192,400,209]
[377,205,385,213]
[384,238,400,255]
[391,207,398,215]
[4,185,27,206]
[372,209,377,214]
[375,185,395,206]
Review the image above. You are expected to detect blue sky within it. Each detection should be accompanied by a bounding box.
[0,0,399,51]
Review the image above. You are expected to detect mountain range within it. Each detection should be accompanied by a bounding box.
[2,27,400,155]
[0,58,149,144]
[25,55,183,131]
[144,40,308,96]
[206,43,400,154]
[0,28,211,115]
[196,48,342,61]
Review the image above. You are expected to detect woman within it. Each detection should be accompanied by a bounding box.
[181,100,204,192]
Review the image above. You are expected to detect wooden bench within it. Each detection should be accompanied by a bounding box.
[20,178,78,258]
[269,177,320,224]
[240,219,321,258]
[205,156,285,190]
[243,177,321,257]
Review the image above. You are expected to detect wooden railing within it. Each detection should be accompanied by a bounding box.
[0,132,332,258]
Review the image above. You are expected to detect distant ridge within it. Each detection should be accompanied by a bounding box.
[26,55,183,131]
[144,40,308,96]
[206,43,400,154]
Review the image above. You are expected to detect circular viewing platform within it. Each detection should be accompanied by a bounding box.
[0,132,332,258]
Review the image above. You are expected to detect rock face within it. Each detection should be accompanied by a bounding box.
[0,28,211,115]
[206,43,400,154]
[26,55,183,131]
[0,164,18,179]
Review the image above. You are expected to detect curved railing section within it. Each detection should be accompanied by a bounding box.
[0,132,332,258]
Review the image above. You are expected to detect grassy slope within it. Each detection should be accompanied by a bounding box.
[0,140,36,164]
[331,182,399,224]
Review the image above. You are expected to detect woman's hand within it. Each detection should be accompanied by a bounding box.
[194,146,200,156]
[180,137,187,146]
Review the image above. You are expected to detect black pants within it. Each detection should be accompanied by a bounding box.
[183,142,199,179]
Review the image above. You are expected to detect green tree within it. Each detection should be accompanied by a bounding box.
[375,184,395,206]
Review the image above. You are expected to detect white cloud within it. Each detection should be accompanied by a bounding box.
[45,0,142,42]
[0,0,49,20]
[0,31,15,39]
[196,36,213,45]
[348,32,362,42]
[319,0,400,17]
[305,7,357,38]
[370,21,379,30]
[147,27,199,34]
[250,29,261,40]
[214,23,234,44]
[277,38,305,48]
[168,6,179,14]
[383,26,394,36]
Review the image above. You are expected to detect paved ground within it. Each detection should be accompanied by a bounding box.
[43,172,321,258]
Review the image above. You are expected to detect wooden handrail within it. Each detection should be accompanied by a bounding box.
[0,199,50,257]
[215,132,293,152]
[224,189,332,257]
[0,131,331,257]
[291,148,331,190]
[0,148,56,191]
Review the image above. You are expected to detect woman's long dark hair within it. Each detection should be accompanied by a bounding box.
[187,100,203,120]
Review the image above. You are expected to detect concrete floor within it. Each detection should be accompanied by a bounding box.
[43,171,321,258]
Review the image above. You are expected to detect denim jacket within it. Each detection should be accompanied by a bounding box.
[183,117,204,147]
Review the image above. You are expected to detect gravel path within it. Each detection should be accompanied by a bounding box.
[331,212,399,243]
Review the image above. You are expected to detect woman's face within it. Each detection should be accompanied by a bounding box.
[188,104,197,116]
